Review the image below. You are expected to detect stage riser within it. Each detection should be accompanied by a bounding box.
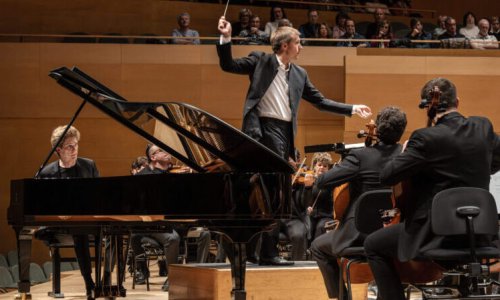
[169,263,368,300]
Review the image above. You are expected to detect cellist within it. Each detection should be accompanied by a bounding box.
[310,107,407,299]
[364,78,500,300]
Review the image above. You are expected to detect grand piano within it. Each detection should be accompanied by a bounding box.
[8,67,293,300]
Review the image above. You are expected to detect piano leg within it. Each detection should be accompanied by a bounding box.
[15,227,36,300]
[48,246,64,298]
[228,242,247,300]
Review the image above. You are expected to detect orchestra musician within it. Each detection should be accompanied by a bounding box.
[216,16,372,266]
[364,78,500,300]
[37,125,99,300]
[282,152,333,261]
[309,107,407,299]
[131,144,211,291]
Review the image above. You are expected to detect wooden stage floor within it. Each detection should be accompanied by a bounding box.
[0,261,424,300]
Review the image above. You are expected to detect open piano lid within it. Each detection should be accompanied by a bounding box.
[49,66,294,174]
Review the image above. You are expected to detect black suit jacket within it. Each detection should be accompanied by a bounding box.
[216,42,353,141]
[381,112,500,261]
[315,143,402,254]
[39,157,99,178]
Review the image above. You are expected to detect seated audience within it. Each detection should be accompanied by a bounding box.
[470,18,499,49]
[390,0,411,16]
[370,19,393,48]
[232,8,252,37]
[265,6,292,36]
[332,12,349,39]
[309,22,333,46]
[459,11,479,39]
[365,8,387,38]
[299,9,320,38]
[432,15,447,39]
[405,18,432,48]
[171,12,200,45]
[439,17,468,48]
[239,15,269,45]
[489,16,500,40]
[336,18,368,47]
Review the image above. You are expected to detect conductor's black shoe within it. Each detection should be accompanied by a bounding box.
[247,256,259,264]
[259,256,294,266]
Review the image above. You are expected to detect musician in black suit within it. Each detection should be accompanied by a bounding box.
[217,16,372,266]
[364,78,500,300]
[309,107,407,299]
[38,125,98,300]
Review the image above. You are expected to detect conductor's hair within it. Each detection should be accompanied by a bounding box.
[420,77,458,109]
[271,26,300,53]
[50,125,80,148]
[376,107,407,145]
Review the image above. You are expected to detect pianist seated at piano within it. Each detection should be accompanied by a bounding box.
[37,125,99,300]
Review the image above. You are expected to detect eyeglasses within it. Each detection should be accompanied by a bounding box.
[60,143,78,151]
[151,148,164,156]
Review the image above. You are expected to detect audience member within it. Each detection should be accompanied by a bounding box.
[459,11,479,39]
[310,23,333,46]
[336,18,368,47]
[332,12,349,39]
[470,18,499,49]
[370,19,393,48]
[365,8,387,38]
[278,18,292,28]
[432,15,448,39]
[299,9,320,39]
[489,16,500,40]
[406,18,432,48]
[390,0,411,16]
[365,0,390,15]
[265,6,291,36]
[232,8,252,37]
[438,17,465,40]
[239,15,269,45]
[171,12,200,45]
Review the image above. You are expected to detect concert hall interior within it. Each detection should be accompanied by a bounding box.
[1,0,500,299]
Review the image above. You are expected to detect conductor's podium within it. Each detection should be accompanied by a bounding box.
[169,261,368,300]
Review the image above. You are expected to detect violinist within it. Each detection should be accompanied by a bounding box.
[283,152,333,260]
[364,78,500,300]
[310,107,407,299]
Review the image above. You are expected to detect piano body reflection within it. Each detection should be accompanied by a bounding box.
[8,67,293,300]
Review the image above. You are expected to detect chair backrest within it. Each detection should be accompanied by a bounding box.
[9,265,19,284]
[0,266,17,289]
[432,187,498,236]
[354,189,394,234]
[7,250,17,267]
[29,263,48,284]
[0,254,8,268]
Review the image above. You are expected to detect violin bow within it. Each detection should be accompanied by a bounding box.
[291,157,307,185]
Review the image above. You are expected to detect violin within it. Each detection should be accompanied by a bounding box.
[357,119,378,147]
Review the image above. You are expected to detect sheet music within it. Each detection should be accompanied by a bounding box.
[490,171,500,212]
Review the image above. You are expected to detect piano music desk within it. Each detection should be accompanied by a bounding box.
[169,262,368,300]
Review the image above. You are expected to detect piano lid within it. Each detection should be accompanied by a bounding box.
[49,66,294,174]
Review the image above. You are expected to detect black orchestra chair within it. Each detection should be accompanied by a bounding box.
[337,189,394,300]
[130,237,166,291]
[413,187,500,299]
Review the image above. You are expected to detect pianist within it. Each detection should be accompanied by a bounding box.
[38,125,98,300]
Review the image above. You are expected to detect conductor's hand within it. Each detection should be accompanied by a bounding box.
[352,104,372,119]
[218,16,232,38]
